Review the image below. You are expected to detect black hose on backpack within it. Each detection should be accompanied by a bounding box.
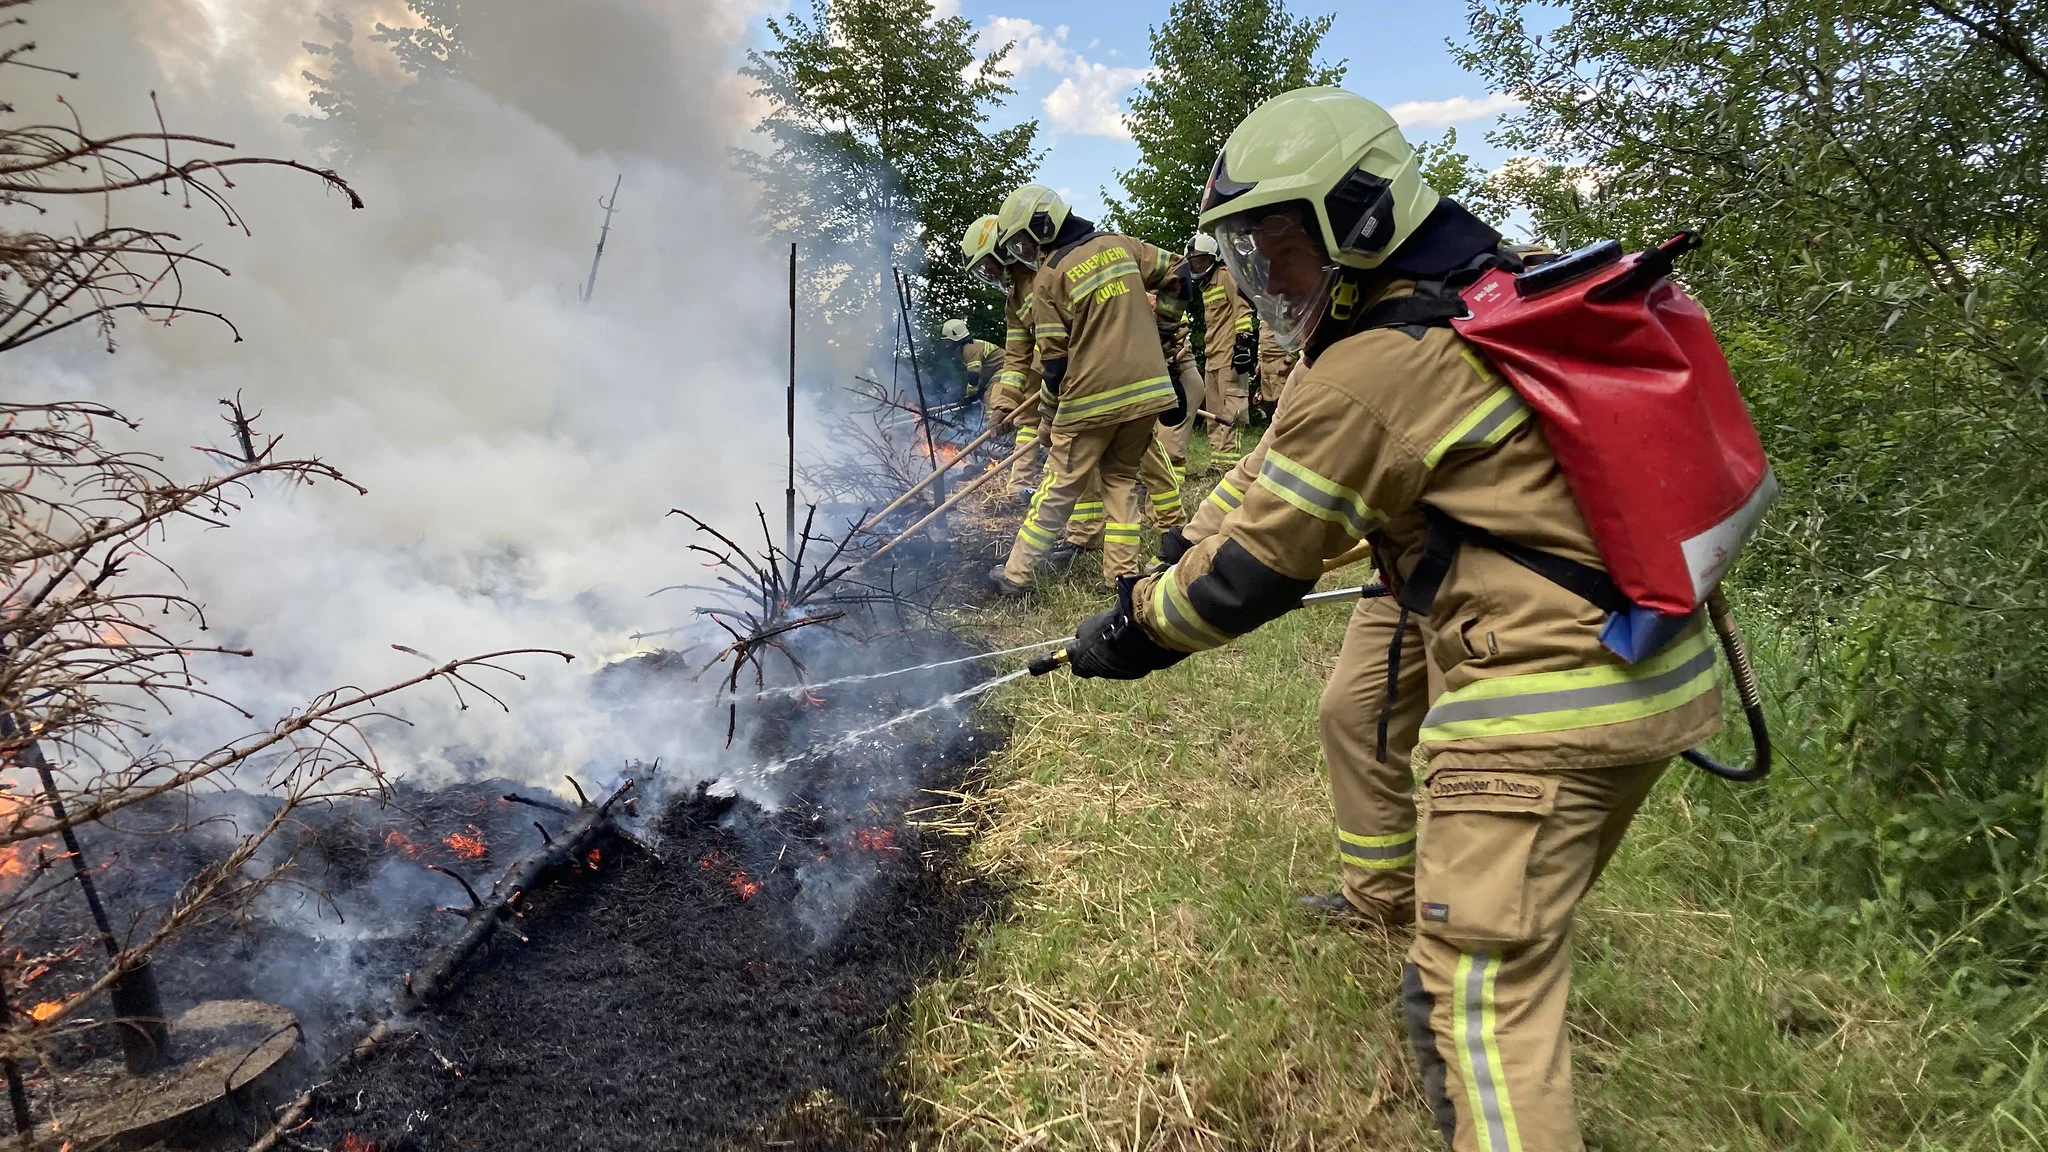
[1681,590,1772,782]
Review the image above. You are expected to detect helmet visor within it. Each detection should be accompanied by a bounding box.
[970,253,1008,288]
[1003,231,1041,269]
[1214,211,1338,353]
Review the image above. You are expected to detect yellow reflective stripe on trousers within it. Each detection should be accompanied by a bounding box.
[1148,571,1233,651]
[1419,625,1717,744]
[1069,500,1105,524]
[1017,470,1059,547]
[1104,522,1141,544]
[1455,952,1523,1152]
[1058,376,1175,421]
[1423,380,1532,469]
[1338,828,1416,869]
[1257,449,1380,538]
[1012,426,1037,444]
[1205,476,1244,515]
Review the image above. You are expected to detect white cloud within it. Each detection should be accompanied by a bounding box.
[980,15,1071,73]
[930,0,961,16]
[1044,59,1153,139]
[978,13,1149,140]
[1388,92,1524,128]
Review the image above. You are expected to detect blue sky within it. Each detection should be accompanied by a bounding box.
[746,1,1527,225]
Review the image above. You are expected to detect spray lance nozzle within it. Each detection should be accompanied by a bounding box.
[1027,648,1070,676]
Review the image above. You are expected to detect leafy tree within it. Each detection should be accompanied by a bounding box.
[1459,0,2048,992]
[736,0,1040,344]
[292,1,464,162]
[1106,0,1345,247]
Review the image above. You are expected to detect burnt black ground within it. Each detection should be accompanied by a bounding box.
[290,634,1007,1152]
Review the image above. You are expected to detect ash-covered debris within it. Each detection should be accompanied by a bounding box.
[13,777,612,1074]
[291,631,1005,1152]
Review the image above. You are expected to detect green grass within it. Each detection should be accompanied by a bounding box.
[899,472,2047,1151]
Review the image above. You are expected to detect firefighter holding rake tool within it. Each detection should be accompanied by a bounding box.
[1034,87,1777,1152]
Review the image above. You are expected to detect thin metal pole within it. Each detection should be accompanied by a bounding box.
[0,970,32,1149]
[893,269,941,484]
[579,174,622,305]
[786,242,798,572]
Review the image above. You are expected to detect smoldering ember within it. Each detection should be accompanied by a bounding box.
[7,1,2044,1151]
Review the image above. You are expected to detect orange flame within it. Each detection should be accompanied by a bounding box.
[338,1135,380,1152]
[728,871,761,900]
[851,826,900,855]
[384,830,428,860]
[585,848,602,871]
[28,1001,60,1023]
[442,826,486,860]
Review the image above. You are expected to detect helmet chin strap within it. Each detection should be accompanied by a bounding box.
[1306,267,1392,361]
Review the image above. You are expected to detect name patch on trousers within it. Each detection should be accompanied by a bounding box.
[1421,902,1451,923]
[1430,775,1545,801]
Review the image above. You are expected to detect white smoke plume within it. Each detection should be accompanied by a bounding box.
[15,0,853,799]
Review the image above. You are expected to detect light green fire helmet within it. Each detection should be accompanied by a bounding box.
[994,183,1070,269]
[962,214,1010,288]
[1196,87,1441,350]
[940,318,969,342]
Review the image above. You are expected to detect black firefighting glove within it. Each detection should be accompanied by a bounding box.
[1231,329,1257,375]
[1157,527,1191,565]
[1159,367,1188,427]
[1067,577,1189,681]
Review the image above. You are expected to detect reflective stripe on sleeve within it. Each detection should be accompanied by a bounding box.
[1257,450,1380,538]
[1056,376,1176,421]
[1423,381,1532,469]
[1419,625,1717,745]
[1338,828,1416,870]
[1148,571,1234,651]
[1235,314,1255,333]
[1205,476,1245,515]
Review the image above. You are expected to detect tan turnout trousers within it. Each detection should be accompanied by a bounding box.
[1318,594,1432,922]
[1003,417,1156,587]
[1204,365,1249,454]
[1065,432,1184,546]
[1403,759,1666,1152]
[1156,334,1207,464]
[1007,407,1049,498]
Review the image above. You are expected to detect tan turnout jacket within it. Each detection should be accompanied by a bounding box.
[988,273,1041,419]
[1031,233,1179,431]
[1135,281,1722,772]
[1200,265,1255,370]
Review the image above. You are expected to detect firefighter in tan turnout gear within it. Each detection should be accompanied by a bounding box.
[939,318,999,404]
[1167,230,1256,459]
[988,184,1183,595]
[1054,88,1724,1152]
[964,215,1047,504]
